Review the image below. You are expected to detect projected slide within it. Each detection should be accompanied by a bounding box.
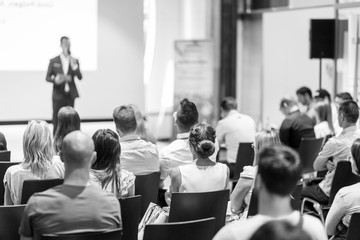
[0,0,97,71]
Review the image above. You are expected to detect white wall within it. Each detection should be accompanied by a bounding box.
[0,0,144,121]
[262,7,335,127]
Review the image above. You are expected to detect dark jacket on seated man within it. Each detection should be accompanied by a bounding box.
[279,99,315,150]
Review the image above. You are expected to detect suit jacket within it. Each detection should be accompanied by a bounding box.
[46,55,82,100]
[279,110,316,150]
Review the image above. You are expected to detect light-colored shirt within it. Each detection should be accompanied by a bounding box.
[213,211,327,240]
[178,162,228,192]
[60,53,70,75]
[120,134,159,175]
[159,132,219,180]
[315,126,360,196]
[90,168,136,198]
[314,121,332,139]
[325,182,360,233]
[238,165,258,220]
[216,110,256,163]
[3,156,64,205]
[19,184,122,239]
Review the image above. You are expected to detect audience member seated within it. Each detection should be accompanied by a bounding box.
[314,101,334,138]
[325,138,360,240]
[296,86,317,125]
[90,129,135,198]
[166,123,229,205]
[0,132,7,150]
[301,100,360,204]
[130,104,157,144]
[113,105,159,175]
[19,131,122,240]
[216,97,256,178]
[279,97,315,150]
[53,106,81,155]
[334,92,353,109]
[214,145,327,240]
[3,120,64,205]
[230,130,281,220]
[159,98,219,185]
[249,220,312,240]
[314,89,338,136]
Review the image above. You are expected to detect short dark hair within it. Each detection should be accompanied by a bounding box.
[258,145,302,196]
[338,100,359,124]
[315,89,331,102]
[220,97,238,111]
[60,36,69,44]
[54,107,81,154]
[113,105,137,134]
[176,99,198,131]
[296,87,312,99]
[336,92,353,101]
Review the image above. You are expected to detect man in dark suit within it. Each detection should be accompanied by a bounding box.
[279,97,315,150]
[46,36,82,134]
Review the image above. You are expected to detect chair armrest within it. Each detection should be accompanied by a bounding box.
[301,197,325,224]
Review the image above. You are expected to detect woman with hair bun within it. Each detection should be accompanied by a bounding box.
[166,123,229,204]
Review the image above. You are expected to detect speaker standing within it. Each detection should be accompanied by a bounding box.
[46,36,82,134]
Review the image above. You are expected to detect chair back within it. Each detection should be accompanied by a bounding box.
[21,178,64,204]
[0,151,11,161]
[248,183,303,217]
[346,213,360,240]
[290,184,303,211]
[143,217,216,240]
[234,143,254,180]
[168,190,229,232]
[135,172,160,217]
[41,229,122,240]
[119,195,142,240]
[0,205,26,240]
[298,138,324,173]
[0,161,20,205]
[329,161,360,205]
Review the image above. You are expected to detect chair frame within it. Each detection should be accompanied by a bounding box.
[21,178,64,204]
[301,161,360,223]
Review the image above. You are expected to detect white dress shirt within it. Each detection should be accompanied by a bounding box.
[60,53,70,92]
[315,126,360,196]
[159,132,219,180]
[216,110,256,163]
[120,134,159,175]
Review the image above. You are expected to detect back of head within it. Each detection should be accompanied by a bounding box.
[279,97,297,110]
[315,89,331,102]
[351,138,360,175]
[54,106,81,153]
[113,105,137,135]
[258,145,302,196]
[0,132,7,151]
[249,220,311,240]
[338,100,359,124]
[296,87,312,99]
[254,130,281,153]
[23,120,54,177]
[189,123,216,158]
[91,129,121,171]
[336,92,353,102]
[176,98,199,131]
[220,97,238,112]
[61,131,95,170]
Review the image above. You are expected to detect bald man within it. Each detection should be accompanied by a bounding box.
[20,131,122,240]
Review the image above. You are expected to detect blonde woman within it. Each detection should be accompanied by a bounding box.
[230,130,281,219]
[3,120,64,205]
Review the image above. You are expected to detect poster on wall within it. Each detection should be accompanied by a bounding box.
[174,40,215,124]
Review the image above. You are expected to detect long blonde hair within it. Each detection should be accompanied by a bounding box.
[254,130,281,165]
[22,120,54,178]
